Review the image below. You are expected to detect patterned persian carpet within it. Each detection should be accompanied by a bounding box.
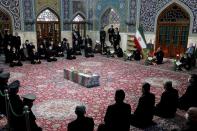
[0,55,191,131]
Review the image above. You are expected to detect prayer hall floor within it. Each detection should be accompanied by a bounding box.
[0,54,191,131]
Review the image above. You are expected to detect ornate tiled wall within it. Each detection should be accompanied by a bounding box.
[87,0,93,30]
[62,0,71,30]
[36,0,60,16]
[95,0,128,32]
[0,0,21,30]
[140,0,197,33]
[72,1,86,17]
[128,0,137,32]
[23,0,35,31]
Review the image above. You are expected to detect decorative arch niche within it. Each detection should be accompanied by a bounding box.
[72,13,86,38]
[36,8,60,47]
[101,8,120,30]
[156,3,190,58]
[0,8,12,34]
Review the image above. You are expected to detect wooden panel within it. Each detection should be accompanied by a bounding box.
[156,3,189,58]
[0,9,12,34]
[36,21,60,46]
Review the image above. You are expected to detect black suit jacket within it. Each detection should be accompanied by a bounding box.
[104,102,131,131]
[68,116,94,131]
[134,92,155,121]
[156,88,179,116]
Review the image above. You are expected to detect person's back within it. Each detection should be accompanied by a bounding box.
[155,81,179,118]
[179,74,197,110]
[68,116,94,131]
[68,105,94,131]
[104,102,131,131]
[104,89,131,131]
[131,83,155,128]
[134,92,155,121]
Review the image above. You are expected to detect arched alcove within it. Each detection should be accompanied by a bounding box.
[72,13,86,38]
[156,3,190,58]
[36,8,60,46]
[0,8,12,34]
[101,8,120,30]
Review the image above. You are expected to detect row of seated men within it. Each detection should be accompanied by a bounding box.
[1,67,197,131]
[68,74,197,131]
[3,37,96,67]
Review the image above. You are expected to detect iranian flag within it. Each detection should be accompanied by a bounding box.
[135,28,147,49]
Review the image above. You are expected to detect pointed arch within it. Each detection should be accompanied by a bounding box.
[155,0,194,35]
[0,7,13,33]
[37,8,60,22]
[100,7,120,29]
[72,12,86,22]
[155,2,191,58]
[36,8,61,47]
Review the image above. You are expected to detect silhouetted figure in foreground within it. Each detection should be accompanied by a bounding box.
[130,83,155,128]
[99,89,131,131]
[155,81,179,118]
[21,94,42,131]
[179,74,197,111]
[0,71,10,115]
[9,80,24,131]
[68,105,94,131]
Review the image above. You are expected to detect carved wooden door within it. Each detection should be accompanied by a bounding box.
[156,4,190,58]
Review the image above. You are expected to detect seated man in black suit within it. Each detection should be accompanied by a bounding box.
[154,47,164,64]
[4,45,12,63]
[116,45,123,58]
[176,54,190,71]
[30,48,41,64]
[10,47,23,67]
[100,89,131,131]
[38,44,46,59]
[68,105,94,131]
[179,74,197,111]
[155,81,179,118]
[45,45,57,62]
[65,42,76,60]
[130,83,155,128]
[73,39,82,55]
[85,35,94,58]
[133,49,141,61]
[55,43,64,57]
[19,44,29,61]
